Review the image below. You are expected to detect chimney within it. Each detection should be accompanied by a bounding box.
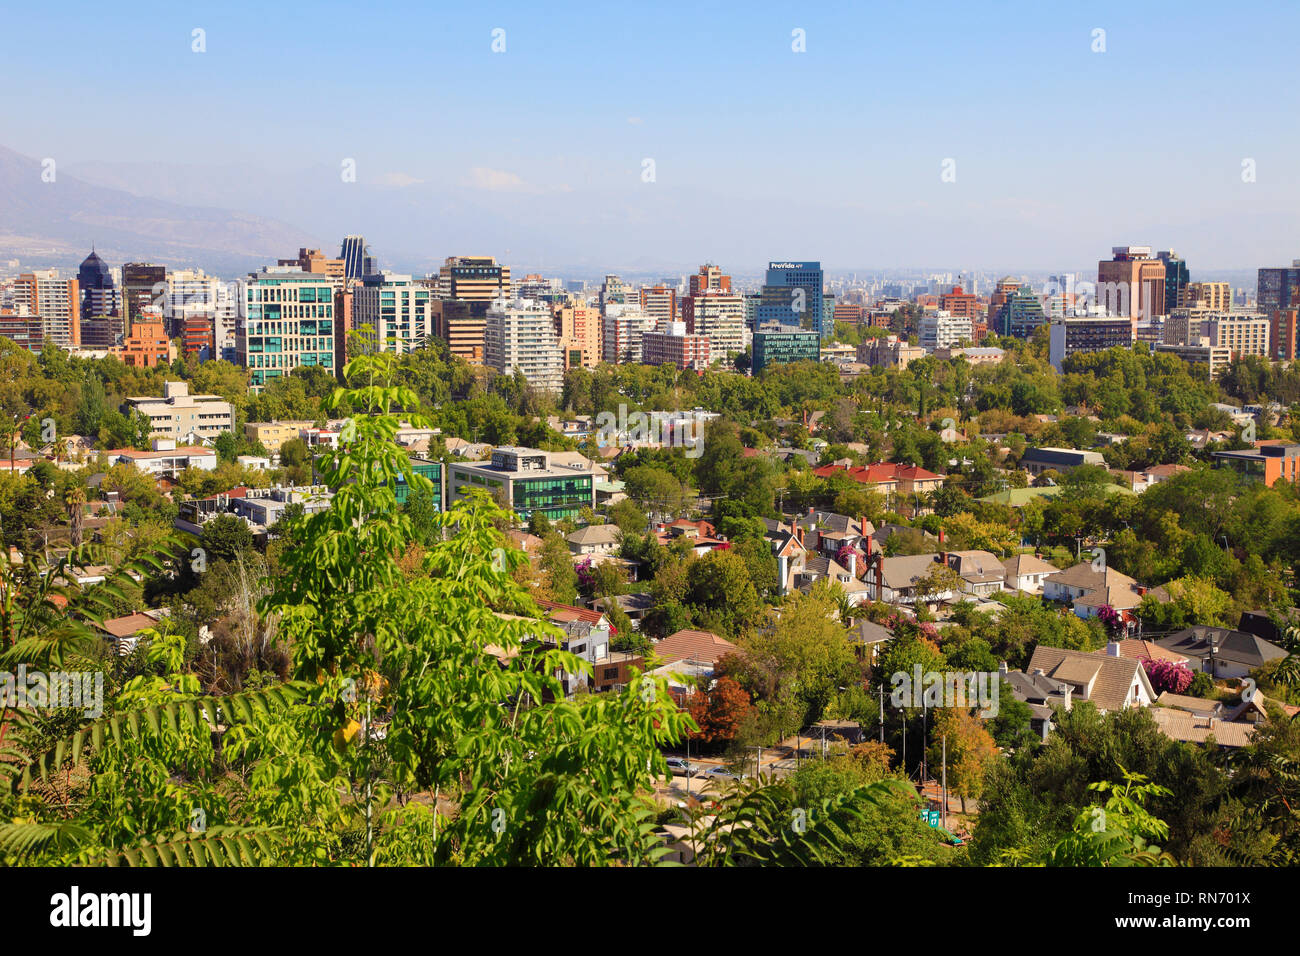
[938,527,945,544]
[1106,641,1121,657]
[808,506,815,516]
[848,551,857,577]
[997,660,1008,675]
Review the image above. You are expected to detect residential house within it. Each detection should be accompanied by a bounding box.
[1024,645,1157,713]
[1042,562,1167,628]
[566,523,621,556]
[1001,553,1059,594]
[944,550,1006,598]
[1153,625,1288,680]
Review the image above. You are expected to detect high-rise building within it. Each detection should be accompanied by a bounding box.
[600,274,630,311]
[484,299,565,392]
[689,263,731,296]
[919,310,974,350]
[553,304,601,369]
[994,287,1047,338]
[1206,313,1270,359]
[601,304,655,364]
[431,298,489,365]
[15,270,80,347]
[752,330,820,373]
[638,284,677,331]
[121,263,167,331]
[339,236,378,281]
[1097,246,1166,320]
[1157,250,1189,312]
[1257,261,1300,314]
[436,256,511,301]
[1270,309,1298,361]
[351,273,434,354]
[939,285,978,320]
[237,267,338,386]
[681,289,745,365]
[756,261,825,336]
[77,250,120,326]
[1184,281,1232,312]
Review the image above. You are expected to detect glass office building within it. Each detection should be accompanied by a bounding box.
[752,330,821,373]
[755,261,825,337]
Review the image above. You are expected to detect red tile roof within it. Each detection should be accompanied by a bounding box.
[812,462,941,484]
[654,629,738,666]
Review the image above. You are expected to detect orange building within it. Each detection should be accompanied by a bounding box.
[118,320,170,367]
[553,305,601,369]
[940,286,978,320]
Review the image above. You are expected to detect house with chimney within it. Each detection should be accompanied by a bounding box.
[811,462,944,508]
[1042,562,1168,628]
[1024,645,1156,713]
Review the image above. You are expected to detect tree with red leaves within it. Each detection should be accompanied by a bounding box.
[687,676,753,746]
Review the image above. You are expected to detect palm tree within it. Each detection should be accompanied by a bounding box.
[64,487,85,547]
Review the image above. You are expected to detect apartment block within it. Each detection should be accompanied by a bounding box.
[920,310,974,350]
[553,304,602,369]
[484,299,565,392]
[14,270,80,346]
[680,290,745,364]
[601,305,655,364]
[1184,281,1231,312]
[1048,316,1134,370]
[639,284,677,331]
[123,381,235,442]
[352,272,434,354]
[641,328,711,371]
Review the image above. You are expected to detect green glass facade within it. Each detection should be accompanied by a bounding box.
[752,330,821,373]
[395,458,443,508]
[510,475,593,522]
[239,274,337,386]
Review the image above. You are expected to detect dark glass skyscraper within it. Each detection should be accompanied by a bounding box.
[755,261,825,336]
[77,249,119,321]
[1258,262,1300,314]
[1158,250,1189,311]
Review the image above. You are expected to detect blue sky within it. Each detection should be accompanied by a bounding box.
[3,1,1298,273]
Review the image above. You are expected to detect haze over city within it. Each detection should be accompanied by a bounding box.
[3,0,1298,274]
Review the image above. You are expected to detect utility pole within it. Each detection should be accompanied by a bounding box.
[941,733,948,831]
[878,684,884,743]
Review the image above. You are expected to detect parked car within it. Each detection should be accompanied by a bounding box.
[664,757,701,776]
[704,766,742,781]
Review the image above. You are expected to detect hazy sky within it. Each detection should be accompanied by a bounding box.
[4,0,1299,273]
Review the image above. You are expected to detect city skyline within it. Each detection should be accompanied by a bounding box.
[2,1,1298,272]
